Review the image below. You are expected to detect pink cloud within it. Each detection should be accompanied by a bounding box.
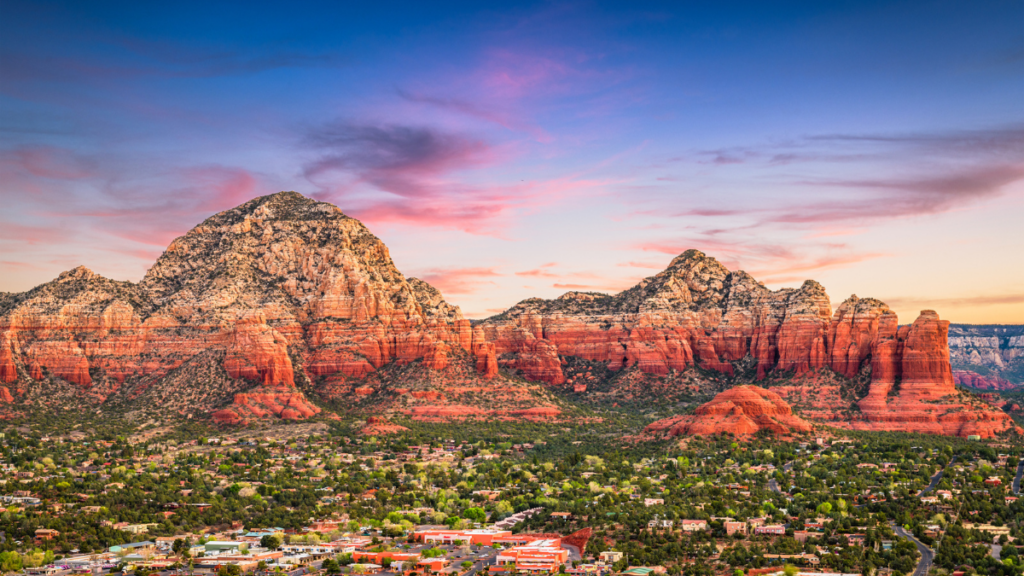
[883,293,1024,308]
[413,267,503,296]
[516,268,559,278]
[6,146,95,180]
[617,261,665,269]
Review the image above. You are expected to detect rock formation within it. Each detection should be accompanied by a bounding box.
[953,370,1017,391]
[0,192,509,422]
[480,255,1017,438]
[948,324,1024,388]
[0,191,1017,437]
[645,385,813,438]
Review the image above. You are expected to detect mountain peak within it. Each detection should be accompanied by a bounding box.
[57,265,99,282]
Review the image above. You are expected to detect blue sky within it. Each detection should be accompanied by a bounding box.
[2,0,1022,321]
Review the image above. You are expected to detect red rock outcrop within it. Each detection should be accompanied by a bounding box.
[645,385,813,438]
[847,310,1018,438]
[359,416,410,435]
[953,370,1017,391]
[0,193,515,422]
[0,192,1016,437]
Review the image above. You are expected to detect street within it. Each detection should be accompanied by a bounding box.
[918,456,955,496]
[893,524,934,576]
[769,461,794,495]
[1013,458,1023,495]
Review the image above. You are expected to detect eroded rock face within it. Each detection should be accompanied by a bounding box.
[845,310,1019,438]
[645,385,813,438]
[0,192,490,422]
[948,324,1024,388]
[0,192,1016,437]
[953,370,1018,391]
[479,252,835,384]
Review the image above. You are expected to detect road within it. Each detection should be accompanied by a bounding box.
[1013,458,1023,495]
[918,456,956,496]
[769,461,794,495]
[562,544,582,563]
[893,523,934,576]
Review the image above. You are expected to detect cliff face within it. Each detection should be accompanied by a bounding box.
[947,324,1024,389]
[481,253,1018,438]
[0,192,507,423]
[645,385,813,438]
[0,192,1017,437]
[479,251,834,384]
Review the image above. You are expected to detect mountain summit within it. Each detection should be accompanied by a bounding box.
[0,192,1017,437]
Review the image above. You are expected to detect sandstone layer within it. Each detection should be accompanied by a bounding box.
[479,253,1018,438]
[0,192,1017,437]
[0,192,535,422]
[645,385,813,438]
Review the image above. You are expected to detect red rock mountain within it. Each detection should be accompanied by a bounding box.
[0,192,524,423]
[0,192,1018,437]
[645,385,813,438]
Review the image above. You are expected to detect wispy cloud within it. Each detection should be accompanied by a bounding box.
[884,293,1024,309]
[412,267,503,296]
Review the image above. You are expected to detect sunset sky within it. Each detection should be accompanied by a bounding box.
[1,1,1022,322]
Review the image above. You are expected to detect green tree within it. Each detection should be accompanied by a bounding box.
[261,534,283,551]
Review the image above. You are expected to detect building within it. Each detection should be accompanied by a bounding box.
[599,551,623,564]
[725,522,747,536]
[680,520,708,533]
[34,529,60,542]
[496,539,570,574]
[414,528,513,545]
[755,525,786,535]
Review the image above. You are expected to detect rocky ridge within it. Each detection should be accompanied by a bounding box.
[480,254,1019,438]
[0,192,1018,437]
[0,192,531,424]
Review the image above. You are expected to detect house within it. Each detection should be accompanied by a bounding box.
[725,522,747,536]
[34,529,60,542]
[599,551,623,563]
[755,525,785,535]
[846,534,867,546]
[984,477,1002,486]
[647,518,673,530]
[643,498,665,507]
[121,523,158,534]
[680,520,707,532]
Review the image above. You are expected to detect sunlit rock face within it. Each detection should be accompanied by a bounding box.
[645,385,813,438]
[0,192,1017,436]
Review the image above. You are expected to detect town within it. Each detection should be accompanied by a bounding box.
[0,422,1021,576]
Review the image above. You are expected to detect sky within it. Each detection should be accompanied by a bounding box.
[1,0,1022,323]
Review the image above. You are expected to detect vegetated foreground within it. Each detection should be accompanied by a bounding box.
[0,192,1018,440]
[0,421,1021,576]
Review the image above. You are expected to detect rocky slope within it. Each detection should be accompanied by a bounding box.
[0,192,1017,437]
[0,192,548,424]
[948,324,1024,389]
[644,385,813,438]
[480,253,1019,438]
